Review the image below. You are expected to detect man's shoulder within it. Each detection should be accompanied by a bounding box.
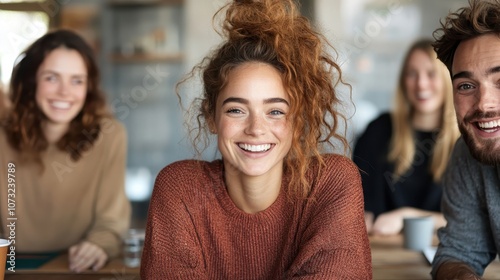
[450,137,490,169]
[452,137,469,155]
[448,137,475,167]
[447,137,500,184]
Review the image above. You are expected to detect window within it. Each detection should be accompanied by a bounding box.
[0,0,53,87]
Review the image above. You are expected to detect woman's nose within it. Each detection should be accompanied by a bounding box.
[244,114,265,135]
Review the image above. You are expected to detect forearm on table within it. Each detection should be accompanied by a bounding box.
[435,261,480,280]
[86,230,122,258]
[397,207,446,229]
[430,212,446,230]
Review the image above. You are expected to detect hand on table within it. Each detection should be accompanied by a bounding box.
[68,241,108,273]
[371,210,405,236]
[371,207,443,236]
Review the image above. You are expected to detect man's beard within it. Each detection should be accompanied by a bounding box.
[459,110,500,165]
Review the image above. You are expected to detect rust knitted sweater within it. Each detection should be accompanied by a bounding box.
[141,154,372,279]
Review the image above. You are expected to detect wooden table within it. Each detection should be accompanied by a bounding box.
[371,234,500,280]
[6,236,500,279]
[4,253,140,280]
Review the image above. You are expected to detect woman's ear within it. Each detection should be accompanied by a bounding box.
[207,118,217,134]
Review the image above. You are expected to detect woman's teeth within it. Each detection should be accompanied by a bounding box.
[239,143,271,152]
[50,101,71,109]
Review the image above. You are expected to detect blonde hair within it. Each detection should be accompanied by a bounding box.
[388,39,459,182]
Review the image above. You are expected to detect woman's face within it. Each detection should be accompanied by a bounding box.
[404,49,445,116]
[214,62,292,178]
[35,47,88,127]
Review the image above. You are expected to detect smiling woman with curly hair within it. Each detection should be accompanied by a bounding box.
[140,0,371,279]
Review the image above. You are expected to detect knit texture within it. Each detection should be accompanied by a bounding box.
[141,154,372,279]
[0,119,131,258]
[432,137,500,277]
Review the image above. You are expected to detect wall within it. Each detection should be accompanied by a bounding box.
[112,0,470,187]
[315,0,467,144]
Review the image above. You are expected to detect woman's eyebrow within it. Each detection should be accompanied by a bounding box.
[222,97,248,105]
[38,69,87,78]
[264,98,289,106]
[222,97,289,106]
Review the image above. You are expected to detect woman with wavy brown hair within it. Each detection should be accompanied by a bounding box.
[0,30,130,272]
[353,39,459,236]
[141,0,371,279]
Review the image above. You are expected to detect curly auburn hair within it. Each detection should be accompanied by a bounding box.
[433,0,500,72]
[181,0,349,199]
[4,29,109,163]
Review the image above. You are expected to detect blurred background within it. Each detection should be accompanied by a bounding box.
[0,0,467,227]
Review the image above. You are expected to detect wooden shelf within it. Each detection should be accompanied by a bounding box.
[110,52,184,63]
[107,0,183,7]
[0,2,47,12]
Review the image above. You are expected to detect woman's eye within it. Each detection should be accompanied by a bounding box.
[72,79,85,85]
[269,110,285,116]
[406,71,417,78]
[44,75,57,82]
[227,108,242,114]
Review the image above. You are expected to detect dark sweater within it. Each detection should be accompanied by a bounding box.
[353,113,442,218]
[141,154,372,279]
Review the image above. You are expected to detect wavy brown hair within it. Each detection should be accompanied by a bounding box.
[433,0,500,72]
[0,87,8,121]
[388,39,459,182]
[179,0,349,199]
[4,29,109,163]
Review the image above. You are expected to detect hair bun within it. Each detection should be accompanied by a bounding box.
[220,0,301,43]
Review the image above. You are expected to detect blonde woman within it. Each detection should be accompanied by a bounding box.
[353,39,459,236]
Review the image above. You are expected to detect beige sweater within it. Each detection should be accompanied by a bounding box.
[0,119,131,258]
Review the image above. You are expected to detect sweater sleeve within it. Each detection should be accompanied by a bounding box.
[85,120,131,258]
[431,138,496,278]
[140,162,209,280]
[286,155,372,279]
